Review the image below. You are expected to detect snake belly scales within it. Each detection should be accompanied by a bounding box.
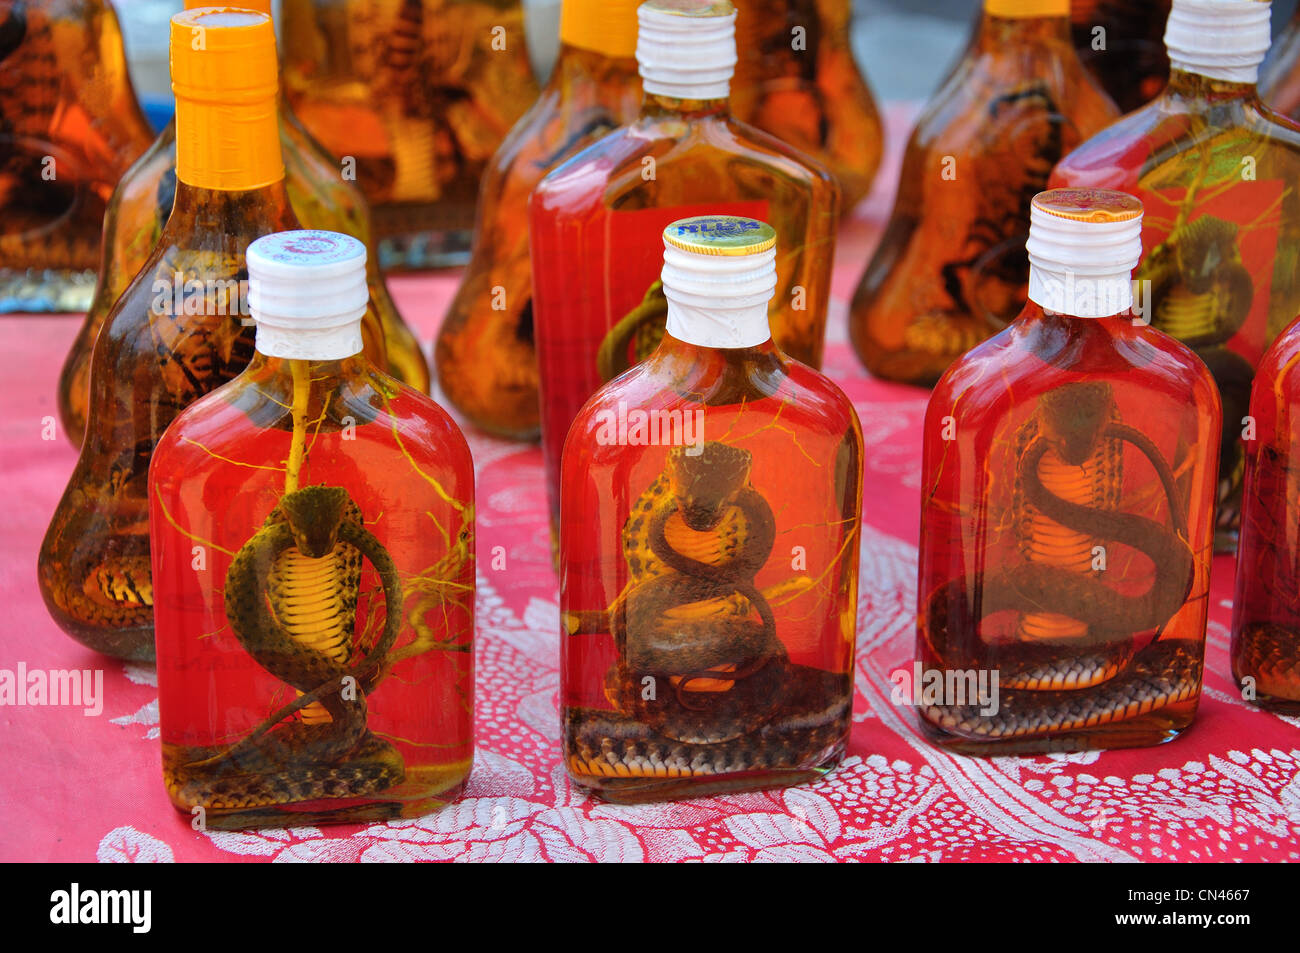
[566,443,852,781]
[922,382,1204,740]
[164,486,405,811]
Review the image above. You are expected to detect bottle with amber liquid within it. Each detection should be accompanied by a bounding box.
[39,8,324,660]
[55,1,427,450]
[848,0,1117,388]
[1071,0,1171,113]
[1260,5,1300,118]
[436,0,643,439]
[1231,315,1300,713]
[532,0,839,529]
[279,0,539,269]
[151,230,474,829]
[561,215,862,802]
[0,0,154,312]
[917,189,1219,755]
[1050,0,1300,549]
[730,0,883,212]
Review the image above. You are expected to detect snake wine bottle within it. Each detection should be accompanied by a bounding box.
[1050,0,1300,550]
[435,0,644,440]
[0,0,154,312]
[151,230,475,829]
[560,215,863,802]
[532,0,840,533]
[55,0,429,450]
[39,8,313,660]
[1230,314,1300,713]
[916,189,1220,755]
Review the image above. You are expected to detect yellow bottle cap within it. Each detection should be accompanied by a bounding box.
[171,7,282,191]
[560,0,643,59]
[663,215,777,257]
[984,0,1069,18]
[1033,188,1143,224]
[183,0,271,12]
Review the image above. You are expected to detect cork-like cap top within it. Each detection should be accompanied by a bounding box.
[663,216,776,257]
[643,0,735,17]
[1032,188,1144,224]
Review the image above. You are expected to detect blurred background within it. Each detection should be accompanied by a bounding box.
[108,0,1300,130]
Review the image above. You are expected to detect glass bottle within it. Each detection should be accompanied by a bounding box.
[1049,0,1300,549]
[0,0,154,312]
[916,189,1220,756]
[151,230,474,829]
[55,0,427,450]
[279,0,539,270]
[1231,314,1300,713]
[560,215,862,802]
[1071,0,1171,113]
[730,0,883,212]
[532,0,840,530]
[39,8,304,660]
[1260,5,1300,119]
[435,0,643,440]
[848,0,1118,388]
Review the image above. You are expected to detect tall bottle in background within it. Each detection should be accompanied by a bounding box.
[56,0,428,449]
[561,216,862,802]
[39,9,305,660]
[1230,315,1300,713]
[0,0,154,312]
[1260,5,1300,118]
[436,0,643,440]
[917,189,1219,755]
[151,231,474,829]
[849,0,1117,387]
[279,0,539,269]
[1050,0,1300,548]
[731,0,883,212]
[1071,0,1171,112]
[531,0,839,530]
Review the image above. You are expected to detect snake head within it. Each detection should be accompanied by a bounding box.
[666,443,752,532]
[278,485,352,558]
[1037,382,1114,466]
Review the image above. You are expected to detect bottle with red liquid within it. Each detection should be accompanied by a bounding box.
[150,230,475,829]
[916,189,1219,756]
[560,215,862,802]
[1231,315,1300,713]
[532,0,839,532]
[1050,0,1300,548]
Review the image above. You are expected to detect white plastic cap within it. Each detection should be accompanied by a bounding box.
[1026,190,1144,319]
[637,1,737,101]
[246,230,369,360]
[1165,0,1272,85]
[661,215,776,349]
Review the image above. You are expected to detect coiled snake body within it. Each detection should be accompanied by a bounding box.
[922,383,1203,741]
[566,443,850,784]
[164,486,405,811]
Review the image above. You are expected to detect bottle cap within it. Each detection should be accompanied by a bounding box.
[561,0,642,59]
[184,0,271,11]
[1026,189,1144,319]
[1164,0,1272,84]
[984,0,1069,17]
[661,215,776,349]
[171,8,282,191]
[637,0,737,101]
[247,231,369,360]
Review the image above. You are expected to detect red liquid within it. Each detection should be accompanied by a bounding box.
[559,335,862,801]
[918,306,1220,755]
[1231,316,1300,712]
[150,356,474,827]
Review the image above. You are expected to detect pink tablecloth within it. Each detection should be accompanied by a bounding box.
[3,105,1299,862]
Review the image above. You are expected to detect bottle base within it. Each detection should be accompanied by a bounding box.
[0,269,96,313]
[568,752,846,805]
[917,705,1195,757]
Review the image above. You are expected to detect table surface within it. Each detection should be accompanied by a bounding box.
[3,105,1299,863]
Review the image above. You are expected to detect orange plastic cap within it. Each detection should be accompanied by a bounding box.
[561,0,642,58]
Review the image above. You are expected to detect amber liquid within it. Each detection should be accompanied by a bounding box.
[849,12,1118,387]
[560,334,862,801]
[917,305,1220,756]
[0,0,153,311]
[731,0,883,212]
[279,0,538,268]
[152,355,474,827]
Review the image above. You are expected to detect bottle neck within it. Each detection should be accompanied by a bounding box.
[975,6,1070,50]
[1028,261,1136,320]
[163,177,297,240]
[175,92,283,191]
[1165,67,1259,104]
[242,352,371,402]
[640,91,729,121]
[554,43,639,92]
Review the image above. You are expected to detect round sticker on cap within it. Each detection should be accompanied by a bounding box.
[663,216,777,256]
[249,230,365,266]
